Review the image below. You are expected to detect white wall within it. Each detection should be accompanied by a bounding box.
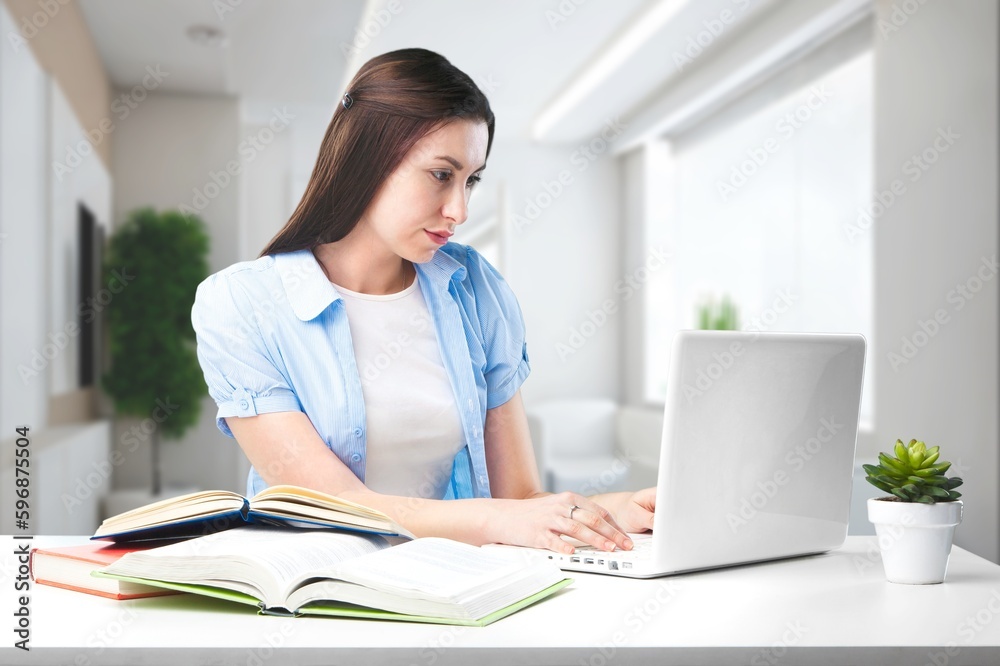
[110,91,245,493]
[873,0,998,562]
[492,139,623,408]
[241,120,292,259]
[48,78,112,396]
[0,1,49,439]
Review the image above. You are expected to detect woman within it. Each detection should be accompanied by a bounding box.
[192,48,654,555]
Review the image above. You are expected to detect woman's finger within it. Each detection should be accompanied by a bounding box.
[562,507,632,551]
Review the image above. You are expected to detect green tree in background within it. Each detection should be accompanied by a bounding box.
[101,207,210,494]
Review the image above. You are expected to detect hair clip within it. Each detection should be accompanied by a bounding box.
[342,92,354,110]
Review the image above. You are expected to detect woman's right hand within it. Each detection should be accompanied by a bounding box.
[486,491,634,555]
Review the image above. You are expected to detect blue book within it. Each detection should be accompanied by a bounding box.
[91,484,415,542]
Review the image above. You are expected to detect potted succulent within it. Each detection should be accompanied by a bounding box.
[864,439,963,584]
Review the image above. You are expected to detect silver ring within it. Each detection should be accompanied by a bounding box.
[569,505,580,520]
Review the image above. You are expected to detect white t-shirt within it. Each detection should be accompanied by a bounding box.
[329,276,465,499]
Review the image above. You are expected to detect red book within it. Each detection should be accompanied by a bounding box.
[30,542,184,600]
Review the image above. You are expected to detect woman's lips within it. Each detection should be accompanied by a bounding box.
[425,230,449,245]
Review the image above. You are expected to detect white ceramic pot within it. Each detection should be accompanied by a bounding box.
[867,498,963,584]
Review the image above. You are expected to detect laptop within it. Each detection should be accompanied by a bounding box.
[516,330,867,578]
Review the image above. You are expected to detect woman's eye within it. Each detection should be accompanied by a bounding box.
[432,170,451,182]
[466,174,482,189]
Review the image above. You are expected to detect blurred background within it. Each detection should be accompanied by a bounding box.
[0,0,996,562]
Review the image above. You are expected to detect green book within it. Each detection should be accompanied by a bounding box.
[94,526,572,626]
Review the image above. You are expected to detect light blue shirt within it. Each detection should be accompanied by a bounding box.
[190,243,530,499]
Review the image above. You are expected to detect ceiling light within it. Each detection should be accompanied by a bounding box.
[186,25,229,48]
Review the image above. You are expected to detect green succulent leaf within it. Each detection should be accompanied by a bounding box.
[894,440,910,465]
[925,486,950,498]
[920,475,950,486]
[866,477,894,494]
[922,447,940,466]
[947,491,962,500]
[915,495,936,504]
[945,477,964,490]
[879,453,910,476]
[932,462,952,474]
[890,488,910,501]
[862,464,882,477]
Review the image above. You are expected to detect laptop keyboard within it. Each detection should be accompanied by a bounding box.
[575,534,654,559]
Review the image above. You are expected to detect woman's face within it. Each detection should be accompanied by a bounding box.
[359,119,489,264]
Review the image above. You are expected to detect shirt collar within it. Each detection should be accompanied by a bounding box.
[274,247,468,321]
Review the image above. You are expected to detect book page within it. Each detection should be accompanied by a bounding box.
[102,526,390,606]
[331,538,530,601]
[94,492,246,535]
[249,485,415,539]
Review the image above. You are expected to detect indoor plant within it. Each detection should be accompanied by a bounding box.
[101,207,210,495]
[864,439,963,584]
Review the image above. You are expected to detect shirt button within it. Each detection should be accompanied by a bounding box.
[239,400,249,410]
[350,453,362,463]
[354,427,363,437]
[479,475,488,485]
[472,426,480,437]
[467,398,474,410]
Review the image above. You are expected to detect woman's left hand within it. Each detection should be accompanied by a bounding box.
[614,487,656,533]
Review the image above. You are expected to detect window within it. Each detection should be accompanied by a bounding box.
[645,49,874,425]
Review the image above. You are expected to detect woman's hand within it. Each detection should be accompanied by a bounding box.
[587,487,656,533]
[613,487,656,534]
[487,492,634,555]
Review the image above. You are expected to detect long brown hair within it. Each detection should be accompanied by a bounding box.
[259,48,495,257]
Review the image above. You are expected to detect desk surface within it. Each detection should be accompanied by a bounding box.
[5,535,1000,666]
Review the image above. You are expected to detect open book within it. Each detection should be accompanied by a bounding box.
[95,527,572,626]
[93,485,413,542]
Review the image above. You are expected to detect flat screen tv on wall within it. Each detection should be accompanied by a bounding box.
[78,202,104,388]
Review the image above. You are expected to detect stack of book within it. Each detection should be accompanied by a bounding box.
[32,484,571,626]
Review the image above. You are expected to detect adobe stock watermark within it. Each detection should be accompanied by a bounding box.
[577,451,638,497]
[923,589,1000,666]
[60,398,179,514]
[513,117,628,233]
[672,0,751,72]
[749,621,810,666]
[887,254,996,373]
[53,65,170,181]
[878,0,931,41]
[358,311,432,388]
[244,621,296,666]
[544,0,590,31]
[76,606,139,665]
[179,106,295,216]
[556,245,671,362]
[727,416,843,533]
[852,511,916,576]
[212,0,251,21]
[581,581,682,666]
[226,259,321,344]
[716,85,833,202]
[843,126,960,242]
[339,0,403,58]
[681,288,798,404]
[6,0,70,54]
[17,268,135,385]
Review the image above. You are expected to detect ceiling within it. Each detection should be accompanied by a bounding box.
[77,0,783,144]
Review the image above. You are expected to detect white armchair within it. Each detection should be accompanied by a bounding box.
[525,398,631,495]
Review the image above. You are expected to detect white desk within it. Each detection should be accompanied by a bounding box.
[5,535,1000,665]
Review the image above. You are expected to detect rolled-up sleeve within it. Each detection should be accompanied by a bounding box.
[465,248,531,410]
[191,273,303,437]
